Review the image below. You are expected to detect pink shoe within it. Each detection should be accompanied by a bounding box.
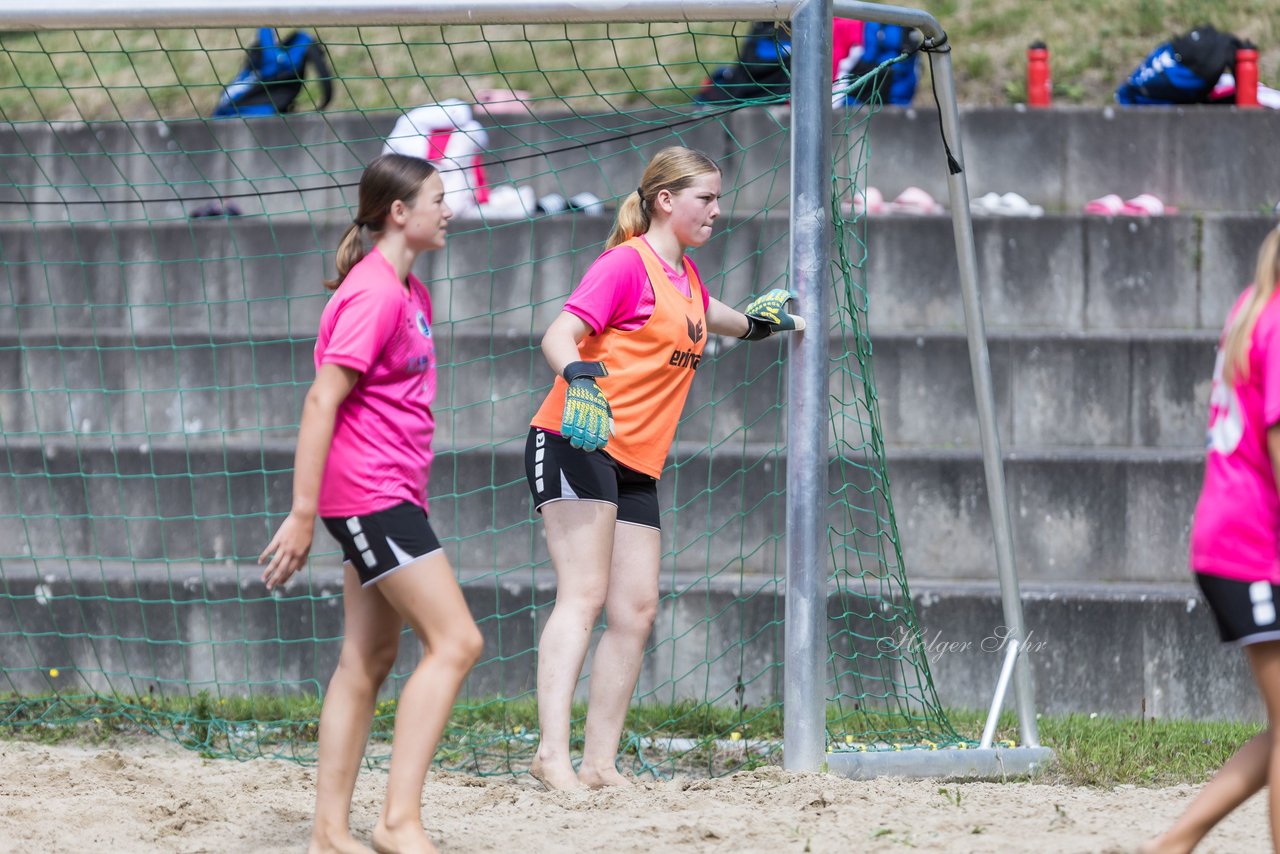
[886,186,944,215]
[851,186,885,216]
[1121,193,1177,216]
[1084,194,1125,215]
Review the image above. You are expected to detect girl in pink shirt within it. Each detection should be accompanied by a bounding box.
[259,153,482,854]
[1143,225,1280,854]
[526,146,804,792]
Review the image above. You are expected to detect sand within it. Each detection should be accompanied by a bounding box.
[0,737,1269,853]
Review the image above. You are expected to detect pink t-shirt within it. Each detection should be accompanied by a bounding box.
[563,236,710,334]
[314,247,437,518]
[1192,287,1280,583]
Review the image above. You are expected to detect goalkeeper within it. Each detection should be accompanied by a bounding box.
[523,146,804,790]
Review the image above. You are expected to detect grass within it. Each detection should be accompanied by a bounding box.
[946,708,1261,788]
[2,2,1279,121]
[0,24,745,122]
[934,0,1280,105]
[1,691,1261,787]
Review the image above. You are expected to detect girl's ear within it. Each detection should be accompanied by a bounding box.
[654,188,675,215]
[387,198,409,226]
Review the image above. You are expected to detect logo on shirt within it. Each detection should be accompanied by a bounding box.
[400,309,433,374]
[668,348,702,370]
[686,316,704,344]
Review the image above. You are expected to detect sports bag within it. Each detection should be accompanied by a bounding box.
[213,28,334,118]
[1115,25,1241,105]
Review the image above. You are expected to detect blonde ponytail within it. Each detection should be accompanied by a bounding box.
[325,223,366,291]
[1223,226,1280,385]
[604,146,720,252]
[605,191,650,250]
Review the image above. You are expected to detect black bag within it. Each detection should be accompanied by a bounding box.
[695,23,792,103]
[1116,25,1241,105]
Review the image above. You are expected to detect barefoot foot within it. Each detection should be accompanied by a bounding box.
[308,829,376,854]
[530,755,585,791]
[371,818,438,854]
[578,764,631,789]
[1135,834,1194,854]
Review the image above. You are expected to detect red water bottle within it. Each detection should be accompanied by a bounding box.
[1236,44,1259,108]
[1027,41,1051,107]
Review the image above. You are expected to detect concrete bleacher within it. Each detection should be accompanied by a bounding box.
[4,105,1279,720]
[6,106,1279,217]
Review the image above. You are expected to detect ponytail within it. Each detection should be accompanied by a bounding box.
[325,222,367,291]
[605,191,650,251]
[604,146,720,252]
[1223,226,1280,385]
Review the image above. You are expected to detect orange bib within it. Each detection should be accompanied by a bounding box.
[532,237,707,479]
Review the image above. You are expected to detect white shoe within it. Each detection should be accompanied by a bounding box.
[971,191,1043,217]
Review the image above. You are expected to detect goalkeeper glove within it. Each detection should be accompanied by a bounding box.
[560,361,614,452]
[740,288,806,341]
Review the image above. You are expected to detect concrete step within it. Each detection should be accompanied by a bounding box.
[6,107,1280,219]
[0,436,1202,584]
[0,558,1252,722]
[2,327,1216,449]
[1,107,769,221]
[1,213,1266,337]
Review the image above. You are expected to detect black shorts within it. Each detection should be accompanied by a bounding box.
[1196,572,1280,646]
[524,427,660,530]
[322,500,443,586]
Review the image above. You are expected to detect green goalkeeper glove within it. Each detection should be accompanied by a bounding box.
[561,361,614,452]
[740,288,806,341]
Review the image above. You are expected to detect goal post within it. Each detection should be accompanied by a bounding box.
[0,0,1049,778]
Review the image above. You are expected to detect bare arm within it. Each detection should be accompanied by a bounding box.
[541,311,594,377]
[705,296,750,338]
[260,362,360,589]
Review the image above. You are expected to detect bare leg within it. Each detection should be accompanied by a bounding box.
[1137,732,1269,854]
[310,563,401,854]
[531,500,616,791]
[1140,641,1280,854]
[370,553,484,854]
[578,522,660,788]
[1258,643,1280,851]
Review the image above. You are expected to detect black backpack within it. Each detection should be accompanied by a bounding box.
[695,23,793,103]
[1116,25,1241,105]
[213,28,334,118]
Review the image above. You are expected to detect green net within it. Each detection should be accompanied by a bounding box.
[0,20,962,776]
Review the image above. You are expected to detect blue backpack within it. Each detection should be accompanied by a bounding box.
[213,28,334,118]
[844,23,919,106]
[1116,25,1240,105]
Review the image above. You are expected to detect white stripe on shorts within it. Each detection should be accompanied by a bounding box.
[385,535,415,567]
